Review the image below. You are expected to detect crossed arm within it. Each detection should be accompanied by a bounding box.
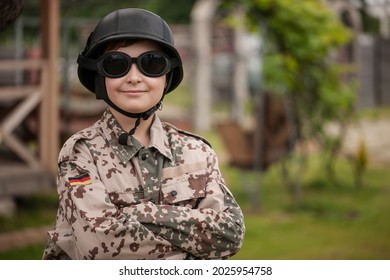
[56,148,244,259]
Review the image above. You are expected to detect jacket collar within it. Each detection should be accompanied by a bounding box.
[100,109,173,163]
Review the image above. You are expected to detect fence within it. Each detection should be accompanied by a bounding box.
[357,34,390,108]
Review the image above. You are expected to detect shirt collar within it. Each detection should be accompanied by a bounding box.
[149,115,173,161]
[100,109,173,163]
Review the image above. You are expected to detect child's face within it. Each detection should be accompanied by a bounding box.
[104,40,167,115]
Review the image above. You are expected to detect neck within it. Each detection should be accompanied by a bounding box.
[110,108,154,146]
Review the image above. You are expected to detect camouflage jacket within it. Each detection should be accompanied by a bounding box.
[43,109,245,260]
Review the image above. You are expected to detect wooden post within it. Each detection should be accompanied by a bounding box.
[39,0,60,175]
[0,60,44,169]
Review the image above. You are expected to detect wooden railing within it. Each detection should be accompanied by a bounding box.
[0,59,48,169]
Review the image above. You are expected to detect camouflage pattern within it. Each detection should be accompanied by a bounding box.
[43,109,245,259]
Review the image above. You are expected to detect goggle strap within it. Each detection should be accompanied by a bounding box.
[77,55,98,71]
[170,58,181,69]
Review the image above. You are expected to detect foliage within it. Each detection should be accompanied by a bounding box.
[350,138,369,189]
[220,0,357,205]
[357,0,381,34]
[222,0,355,144]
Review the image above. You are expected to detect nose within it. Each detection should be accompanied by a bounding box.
[125,63,142,84]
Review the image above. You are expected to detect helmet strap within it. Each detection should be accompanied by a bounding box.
[95,75,142,118]
[95,72,173,145]
[117,100,162,145]
[118,115,142,145]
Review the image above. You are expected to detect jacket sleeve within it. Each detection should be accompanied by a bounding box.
[55,146,183,259]
[123,148,246,259]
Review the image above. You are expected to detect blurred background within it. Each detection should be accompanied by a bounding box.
[0,0,389,259]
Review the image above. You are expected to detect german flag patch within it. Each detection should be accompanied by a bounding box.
[68,173,92,186]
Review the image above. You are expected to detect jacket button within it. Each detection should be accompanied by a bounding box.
[141,154,147,160]
[170,190,177,196]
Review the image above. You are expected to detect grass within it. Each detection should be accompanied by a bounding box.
[354,106,390,121]
[225,155,390,260]
[0,192,58,233]
[0,244,46,260]
[0,128,389,260]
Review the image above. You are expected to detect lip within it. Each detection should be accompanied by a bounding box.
[120,89,147,97]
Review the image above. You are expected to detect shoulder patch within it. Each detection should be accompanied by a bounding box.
[58,126,100,164]
[163,122,212,148]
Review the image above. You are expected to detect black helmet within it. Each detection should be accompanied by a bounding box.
[77,8,183,96]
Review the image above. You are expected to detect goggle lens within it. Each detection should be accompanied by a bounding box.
[102,53,130,77]
[141,52,167,76]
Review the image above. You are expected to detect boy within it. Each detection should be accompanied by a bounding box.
[43,8,245,260]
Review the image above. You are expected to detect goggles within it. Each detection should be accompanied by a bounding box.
[79,51,178,78]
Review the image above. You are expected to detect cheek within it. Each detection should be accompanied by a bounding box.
[105,78,124,98]
[105,78,122,91]
[146,76,167,91]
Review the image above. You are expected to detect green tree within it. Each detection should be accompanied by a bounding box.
[221,0,356,206]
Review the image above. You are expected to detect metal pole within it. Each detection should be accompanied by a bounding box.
[232,8,249,126]
[252,22,267,212]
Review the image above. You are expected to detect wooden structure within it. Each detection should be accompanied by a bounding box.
[217,94,296,171]
[0,0,59,200]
